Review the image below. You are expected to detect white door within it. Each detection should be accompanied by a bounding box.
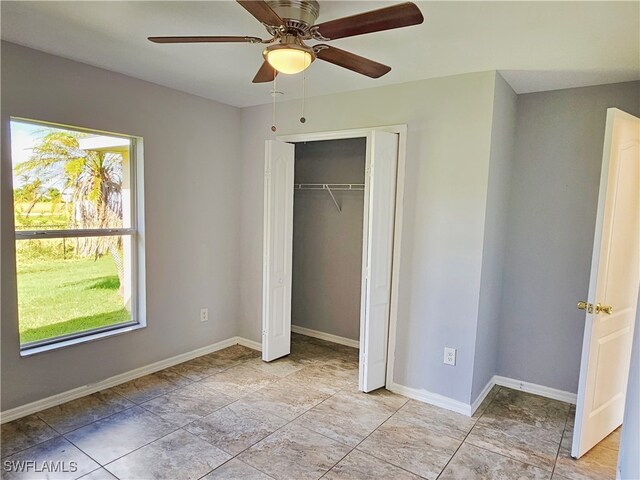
[360,131,399,392]
[262,140,295,361]
[572,108,640,458]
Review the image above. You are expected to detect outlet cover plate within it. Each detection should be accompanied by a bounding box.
[444,347,456,366]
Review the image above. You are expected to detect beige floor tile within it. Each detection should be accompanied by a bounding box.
[78,469,118,479]
[395,399,477,441]
[439,443,551,480]
[466,422,560,471]
[164,355,237,381]
[244,357,305,377]
[184,401,287,455]
[323,449,422,480]
[359,389,409,411]
[281,365,354,395]
[294,390,395,446]
[105,429,230,480]
[37,389,134,433]
[111,371,192,404]
[288,342,337,365]
[203,458,273,480]
[235,379,330,421]
[198,365,279,398]
[553,436,618,480]
[0,415,58,458]
[357,414,460,480]
[472,385,502,418]
[140,382,233,426]
[207,345,261,363]
[598,427,621,451]
[238,423,351,480]
[2,436,99,480]
[65,406,177,464]
[480,389,569,442]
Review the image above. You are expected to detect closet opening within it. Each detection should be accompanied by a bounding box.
[262,127,403,393]
[291,138,366,352]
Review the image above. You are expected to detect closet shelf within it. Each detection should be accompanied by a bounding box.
[294,183,365,213]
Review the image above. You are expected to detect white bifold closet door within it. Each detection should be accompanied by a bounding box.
[359,131,399,392]
[262,140,295,362]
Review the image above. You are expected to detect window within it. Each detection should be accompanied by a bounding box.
[10,118,144,353]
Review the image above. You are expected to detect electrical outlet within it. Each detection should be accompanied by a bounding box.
[444,347,456,366]
[200,308,209,322]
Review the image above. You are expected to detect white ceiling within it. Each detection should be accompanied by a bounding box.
[2,1,638,108]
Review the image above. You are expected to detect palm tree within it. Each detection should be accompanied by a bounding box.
[15,131,125,289]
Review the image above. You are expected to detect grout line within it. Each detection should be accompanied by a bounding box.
[96,426,182,469]
[551,405,573,477]
[464,441,556,473]
[461,391,567,475]
[433,394,496,479]
[430,385,505,478]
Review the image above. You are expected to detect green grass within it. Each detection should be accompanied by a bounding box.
[16,255,130,344]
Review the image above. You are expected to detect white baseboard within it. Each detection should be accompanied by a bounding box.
[388,374,577,419]
[237,337,262,352]
[493,375,577,404]
[470,377,496,416]
[387,381,473,416]
[291,325,359,349]
[0,336,259,424]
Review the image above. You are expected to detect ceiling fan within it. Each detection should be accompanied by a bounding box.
[149,0,424,83]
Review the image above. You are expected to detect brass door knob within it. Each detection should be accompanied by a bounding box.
[595,303,613,315]
[577,301,593,313]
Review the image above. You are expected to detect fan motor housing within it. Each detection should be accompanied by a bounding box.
[267,0,320,29]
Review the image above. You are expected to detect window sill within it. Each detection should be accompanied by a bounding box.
[19,323,146,357]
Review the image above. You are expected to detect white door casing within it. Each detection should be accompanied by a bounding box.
[262,140,295,362]
[572,109,640,458]
[359,131,399,392]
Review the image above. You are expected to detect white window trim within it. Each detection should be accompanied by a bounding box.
[11,117,146,356]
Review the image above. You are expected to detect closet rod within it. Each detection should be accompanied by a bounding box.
[294,183,365,191]
[294,183,365,213]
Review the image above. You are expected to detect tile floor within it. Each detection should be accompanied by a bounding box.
[1,333,621,479]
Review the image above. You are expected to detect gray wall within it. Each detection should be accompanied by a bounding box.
[471,73,517,400]
[1,42,243,410]
[618,290,640,480]
[292,139,366,341]
[497,81,640,393]
[240,72,498,403]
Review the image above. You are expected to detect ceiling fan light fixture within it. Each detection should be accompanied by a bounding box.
[264,43,314,74]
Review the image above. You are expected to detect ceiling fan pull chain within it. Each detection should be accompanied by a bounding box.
[271,75,277,132]
[300,68,306,124]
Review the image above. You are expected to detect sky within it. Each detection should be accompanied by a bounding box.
[10,120,129,190]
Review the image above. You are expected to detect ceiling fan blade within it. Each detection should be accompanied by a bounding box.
[312,2,423,40]
[315,45,391,78]
[253,60,278,83]
[148,36,263,44]
[236,0,285,27]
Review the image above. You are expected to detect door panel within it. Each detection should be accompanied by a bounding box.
[573,108,640,458]
[360,131,399,392]
[262,140,295,362]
